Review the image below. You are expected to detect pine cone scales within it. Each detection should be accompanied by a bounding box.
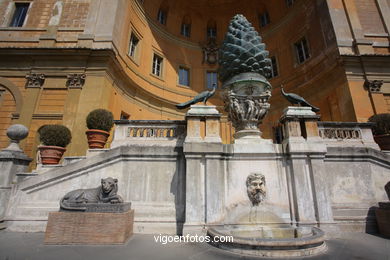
[219,14,272,82]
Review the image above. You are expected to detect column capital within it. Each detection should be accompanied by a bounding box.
[66,73,86,89]
[364,79,383,93]
[25,73,45,88]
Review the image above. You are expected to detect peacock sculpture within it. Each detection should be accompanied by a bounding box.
[280,86,320,112]
[176,84,217,109]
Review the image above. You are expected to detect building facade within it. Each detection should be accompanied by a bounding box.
[0,0,389,167]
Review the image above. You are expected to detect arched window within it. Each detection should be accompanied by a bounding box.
[207,19,217,39]
[181,15,191,37]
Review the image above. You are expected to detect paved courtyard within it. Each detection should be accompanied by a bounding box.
[0,231,389,260]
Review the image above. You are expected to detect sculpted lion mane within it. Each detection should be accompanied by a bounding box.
[60,177,123,211]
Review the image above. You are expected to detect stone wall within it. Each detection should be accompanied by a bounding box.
[5,144,185,233]
[2,116,390,236]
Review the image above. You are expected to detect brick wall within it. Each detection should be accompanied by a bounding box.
[27,0,57,28]
[0,0,90,29]
[36,89,67,112]
[60,0,90,28]
[355,0,386,34]
[0,90,16,149]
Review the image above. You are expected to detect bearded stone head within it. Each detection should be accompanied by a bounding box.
[246,173,266,206]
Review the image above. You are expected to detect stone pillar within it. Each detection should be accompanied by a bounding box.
[183,105,223,234]
[62,74,85,155]
[17,74,44,140]
[280,107,334,231]
[182,152,205,234]
[0,125,32,229]
[185,105,222,143]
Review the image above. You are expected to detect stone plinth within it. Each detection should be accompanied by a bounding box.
[185,105,221,143]
[44,209,134,244]
[280,106,321,142]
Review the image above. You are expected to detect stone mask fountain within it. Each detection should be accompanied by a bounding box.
[206,14,327,257]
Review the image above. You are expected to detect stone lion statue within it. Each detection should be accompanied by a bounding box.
[246,173,266,206]
[60,177,123,211]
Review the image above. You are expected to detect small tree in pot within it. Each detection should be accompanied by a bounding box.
[86,109,114,149]
[38,124,72,165]
[368,113,390,150]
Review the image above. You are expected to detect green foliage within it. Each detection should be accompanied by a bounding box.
[86,109,114,132]
[368,113,390,135]
[39,124,72,147]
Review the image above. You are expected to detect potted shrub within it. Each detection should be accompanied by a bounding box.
[38,124,72,165]
[86,108,114,149]
[368,113,390,150]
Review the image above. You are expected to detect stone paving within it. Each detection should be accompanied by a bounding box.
[0,231,389,260]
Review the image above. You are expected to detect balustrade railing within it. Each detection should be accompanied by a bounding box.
[111,120,186,147]
[317,122,378,149]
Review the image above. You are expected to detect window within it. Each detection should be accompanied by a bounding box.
[206,71,218,89]
[157,9,167,25]
[207,20,217,38]
[259,11,270,27]
[128,33,139,58]
[207,27,216,38]
[9,3,30,27]
[181,15,191,38]
[152,54,163,77]
[286,0,294,7]
[181,23,191,37]
[269,56,279,78]
[294,38,310,64]
[178,67,190,86]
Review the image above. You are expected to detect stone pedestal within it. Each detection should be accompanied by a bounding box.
[0,124,31,229]
[279,106,321,144]
[185,105,222,143]
[44,209,134,244]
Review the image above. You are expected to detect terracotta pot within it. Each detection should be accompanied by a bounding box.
[374,134,390,150]
[38,145,66,165]
[86,129,110,149]
[375,205,390,237]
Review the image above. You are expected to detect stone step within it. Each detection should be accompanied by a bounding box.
[0,221,6,230]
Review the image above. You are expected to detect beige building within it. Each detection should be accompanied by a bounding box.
[0,0,389,167]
